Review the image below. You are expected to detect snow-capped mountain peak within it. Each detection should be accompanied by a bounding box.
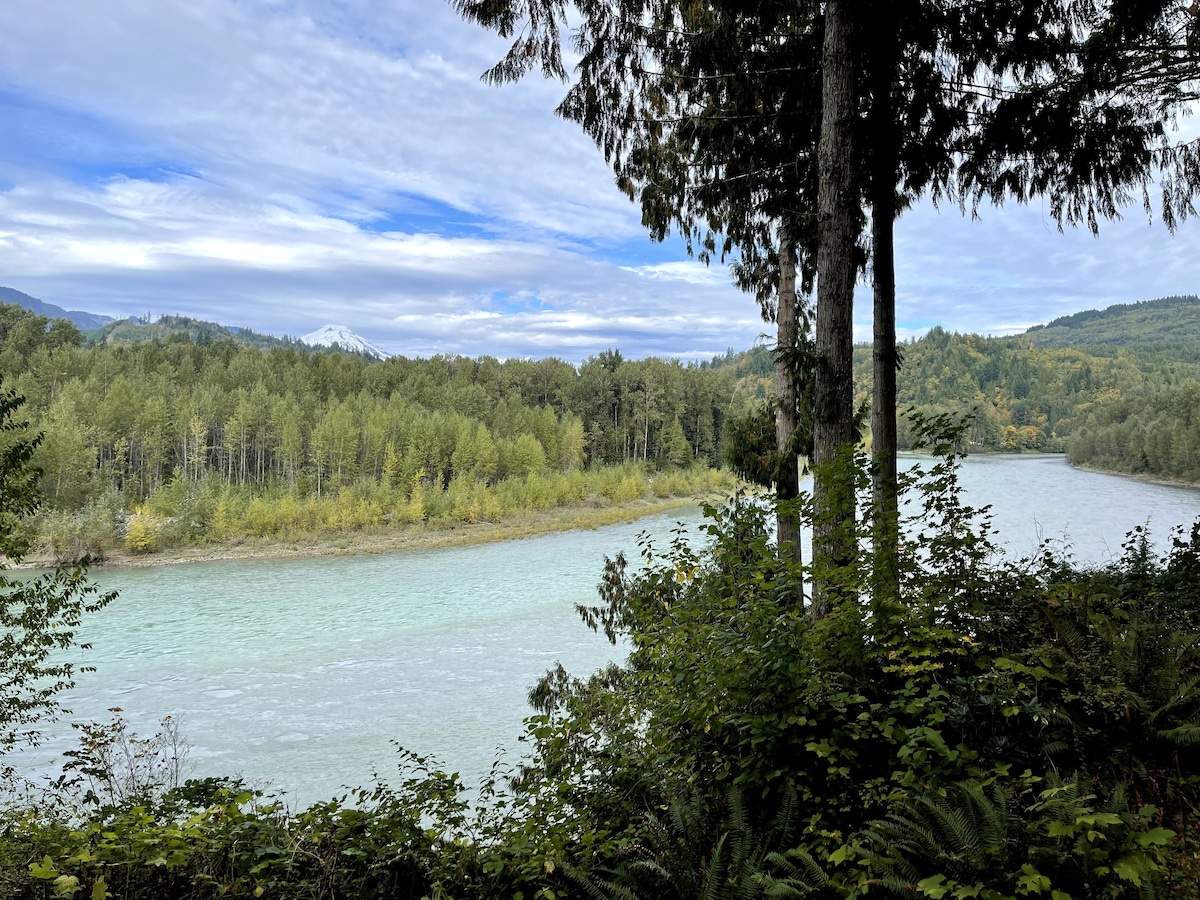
[300,325,391,360]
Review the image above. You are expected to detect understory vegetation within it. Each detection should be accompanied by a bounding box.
[40,463,734,560]
[3,422,1197,899]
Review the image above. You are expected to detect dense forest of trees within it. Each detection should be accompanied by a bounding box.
[0,302,741,557]
[10,291,1200,561]
[1028,295,1200,347]
[724,318,1200,480]
[91,314,298,351]
[850,300,1200,482]
[1070,381,1200,481]
[854,327,1200,457]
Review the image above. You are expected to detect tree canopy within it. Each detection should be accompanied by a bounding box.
[456,0,1200,609]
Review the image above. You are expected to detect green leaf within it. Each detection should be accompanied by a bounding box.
[1076,813,1122,828]
[1112,856,1142,886]
[30,856,58,880]
[1045,821,1077,838]
[1017,865,1051,895]
[918,874,950,899]
[920,727,951,757]
[1134,828,1175,847]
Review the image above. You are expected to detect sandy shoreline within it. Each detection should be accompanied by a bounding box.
[16,496,709,571]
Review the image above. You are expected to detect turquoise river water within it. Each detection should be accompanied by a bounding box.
[12,454,1200,808]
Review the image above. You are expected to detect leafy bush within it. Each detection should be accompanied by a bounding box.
[123,509,161,553]
[2,727,489,900]
[503,433,1200,898]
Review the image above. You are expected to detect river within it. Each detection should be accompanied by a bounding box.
[12,454,1200,808]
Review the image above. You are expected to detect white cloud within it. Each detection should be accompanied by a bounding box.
[0,0,636,239]
[622,261,729,286]
[0,174,763,360]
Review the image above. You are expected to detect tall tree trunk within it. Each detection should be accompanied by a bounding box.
[775,229,803,578]
[870,2,901,609]
[644,407,649,461]
[812,0,860,618]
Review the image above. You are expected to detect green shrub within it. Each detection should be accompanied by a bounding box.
[123,509,161,553]
[508,438,1200,898]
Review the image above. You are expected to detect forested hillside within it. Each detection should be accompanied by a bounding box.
[93,314,299,352]
[0,302,739,558]
[712,294,1200,483]
[847,297,1200,481]
[1027,294,1200,346]
[676,296,1200,482]
[858,327,1200,460]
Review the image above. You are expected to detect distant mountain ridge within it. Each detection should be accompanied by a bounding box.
[0,285,394,358]
[0,285,116,331]
[1025,294,1200,347]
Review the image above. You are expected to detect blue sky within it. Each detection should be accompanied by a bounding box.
[0,0,1197,361]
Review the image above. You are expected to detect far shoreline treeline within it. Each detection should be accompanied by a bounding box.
[0,302,744,561]
[4,294,1200,563]
[728,294,1200,479]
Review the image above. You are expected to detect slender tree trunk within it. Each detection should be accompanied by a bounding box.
[870,3,901,609]
[644,386,651,462]
[774,230,803,577]
[812,0,861,618]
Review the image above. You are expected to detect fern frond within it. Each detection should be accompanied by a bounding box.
[699,833,731,900]
[1159,722,1200,745]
